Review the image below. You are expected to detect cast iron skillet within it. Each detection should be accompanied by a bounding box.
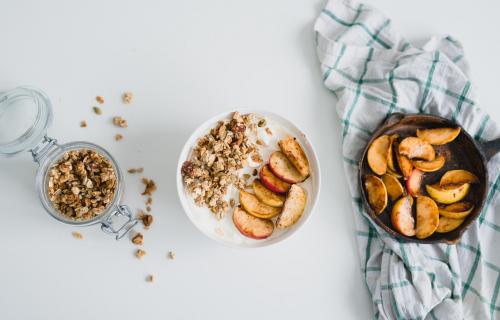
[358,113,500,244]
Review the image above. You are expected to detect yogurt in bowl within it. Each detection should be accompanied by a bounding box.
[176,110,321,248]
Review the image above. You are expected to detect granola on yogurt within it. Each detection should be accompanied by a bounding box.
[181,112,262,219]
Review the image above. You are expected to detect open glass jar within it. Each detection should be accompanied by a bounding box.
[0,87,137,239]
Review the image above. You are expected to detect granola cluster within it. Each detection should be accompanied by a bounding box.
[181,112,261,219]
[47,149,117,221]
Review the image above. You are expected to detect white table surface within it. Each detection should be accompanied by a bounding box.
[0,1,499,319]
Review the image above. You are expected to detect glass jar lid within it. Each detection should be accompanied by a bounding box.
[0,87,53,156]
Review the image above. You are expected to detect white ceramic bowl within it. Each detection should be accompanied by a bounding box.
[176,110,321,248]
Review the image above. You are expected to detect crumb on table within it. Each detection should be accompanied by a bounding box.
[131,233,143,245]
[72,232,83,239]
[123,92,133,104]
[96,96,104,104]
[135,249,146,259]
[168,251,176,260]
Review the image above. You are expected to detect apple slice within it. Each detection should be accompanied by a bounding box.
[406,169,424,197]
[239,190,282,219]
[396,147,413,179]
[381,174,404,201]
[440,170,479,187]
[269,151,307,183]
[276,184,307,229]
[387,134,399,172]
[412,154,445,172]
[364,175,388,214]
[425,183,470,204]
[252,179,285,207]
[416,196,439,239]
[436,216,464,233]
[391,196,416,237]
[399,137,435,161]
[417,127,461,145]
[387,168,403,179]
[439,202,474,219]
[233,206,274,239]
[367,135,390,175]
[259,165,291,194]
[278,136,310,178]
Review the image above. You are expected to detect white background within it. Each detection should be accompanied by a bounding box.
[0,1,499,319]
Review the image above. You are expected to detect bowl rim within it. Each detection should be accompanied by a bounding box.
[176,109,322,248]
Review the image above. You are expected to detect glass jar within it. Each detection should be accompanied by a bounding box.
[0,87,137,239]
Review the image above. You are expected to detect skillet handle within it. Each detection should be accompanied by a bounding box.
[480,137,500,161]
[384,112,405,127]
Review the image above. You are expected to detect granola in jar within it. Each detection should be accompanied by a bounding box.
[47,149,117,221]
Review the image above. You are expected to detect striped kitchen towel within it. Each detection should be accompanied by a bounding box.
[314,0,500,319]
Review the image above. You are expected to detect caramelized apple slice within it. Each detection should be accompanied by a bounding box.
[387,134,399,172]
[381,174,404,201]
[436,216,464,233]
[239,190,282,219]
[406,169,424,197]
[399,137,435,161]
[396,148,413,179]
[259,165,291,194]
[233,206,274,239]
[425,183,470,204]
[416,196,439,239]
[391,196,416,237]
[276,184,307,229]
[252,179,285,208]
[417,127,461,145]
[278,136,310,178]
[412,154,445,172]
[269,151,307,183]
[439,202,474,219]
[367,135,390,175]
[440,170,479,187]
[364,175,388,214]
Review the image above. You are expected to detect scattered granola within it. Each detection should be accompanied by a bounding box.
[80,120,87,128]
[141,214,153,228]
[181,112,260,219]
[256,139,266,146]
[115,134,123,141]
[93,106,102,115]
[168,251,176,260]
[251,152,263,164]
[122,92,133,104]
[128,167,144,174]
[252,169,258,176]
[72,231,84,239]
[113,116,128,128]
[146,197,153,206]
[96,96,104,104]
[242,173,251,180]
[229,198,235,207]
[146,275,154,282]
[142,178,157,196]
[265,127,273,136]
[131,233,144,245]
[146,206,151,212]
[257,118,267,127]
[47,149,117,221]
[135,249,146,259]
